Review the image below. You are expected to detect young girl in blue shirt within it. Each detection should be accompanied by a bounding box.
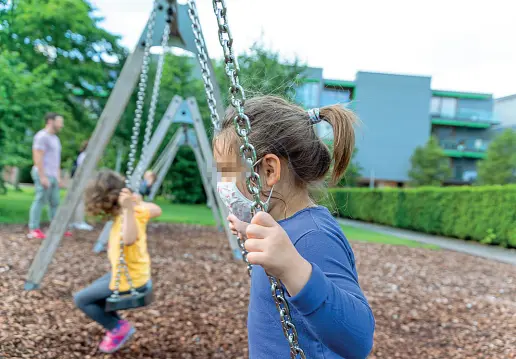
[215,95,375,359]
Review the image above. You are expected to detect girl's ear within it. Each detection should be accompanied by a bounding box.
[261,154,281,187]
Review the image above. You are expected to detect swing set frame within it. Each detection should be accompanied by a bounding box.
[25,1,306,357]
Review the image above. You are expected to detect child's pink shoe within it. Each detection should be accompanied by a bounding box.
[27,229,46,239]
[99,320,135,354]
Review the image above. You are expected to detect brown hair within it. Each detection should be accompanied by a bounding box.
[215,95,356,186]
[44,112,61,124]
[84,170,125,218]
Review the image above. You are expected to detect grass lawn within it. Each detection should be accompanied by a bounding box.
[342,225,439,249]
[0,186,438,249]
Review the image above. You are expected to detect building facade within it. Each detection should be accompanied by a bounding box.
[295,69,498,186]
[494,94,516,131]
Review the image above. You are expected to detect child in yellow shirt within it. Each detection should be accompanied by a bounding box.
[74,170,162,354]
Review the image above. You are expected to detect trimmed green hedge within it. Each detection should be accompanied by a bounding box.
[325,185,516,248]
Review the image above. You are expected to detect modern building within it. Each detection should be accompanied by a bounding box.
[494,94,516,132]
[295,69,499,186]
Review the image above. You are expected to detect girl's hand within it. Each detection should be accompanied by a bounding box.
[118,188,135,210]
[133,193,143,205]
[227,214,250,238]
[245,212,312,295]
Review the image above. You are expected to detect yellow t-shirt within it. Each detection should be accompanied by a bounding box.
[108,205,151,292]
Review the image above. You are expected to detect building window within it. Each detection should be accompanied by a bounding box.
[320,88,351,107]
[296,82,319,108]
[440,97,457,118]
[431,96,458,118]
[430,97,441,115]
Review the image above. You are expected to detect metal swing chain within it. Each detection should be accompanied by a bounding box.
[211,0,252,276]
[187,0,221,133]
[133,16,171,191]
[112,1,159,298]
[212,1,306,358]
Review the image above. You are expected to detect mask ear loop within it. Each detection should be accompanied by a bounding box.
[264,184,275,212]
[253,157,276,212]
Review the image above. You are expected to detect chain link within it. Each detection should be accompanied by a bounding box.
[133,14,171,191]
[187,0,221,133]
[211,1,306,357]
[111,1,159,298]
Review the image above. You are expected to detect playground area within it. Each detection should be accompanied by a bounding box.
[1,0,515,358]
[1,201,515,358]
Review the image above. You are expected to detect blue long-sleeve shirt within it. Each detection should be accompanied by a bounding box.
[248,206,375,359]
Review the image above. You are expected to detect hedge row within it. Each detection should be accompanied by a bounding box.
[323,185,516,248]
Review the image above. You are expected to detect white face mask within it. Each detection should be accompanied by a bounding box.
[217,181,274,223]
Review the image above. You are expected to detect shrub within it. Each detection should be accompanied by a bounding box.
[326,185,516,248]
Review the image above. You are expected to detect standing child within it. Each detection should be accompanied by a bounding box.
[139,170,157,198]
[74,170,162,354]
[214,96,375,358]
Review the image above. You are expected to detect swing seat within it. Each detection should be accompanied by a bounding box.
[105,280,153,312]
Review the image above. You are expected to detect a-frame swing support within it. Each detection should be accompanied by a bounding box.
[93,96,228,253]
[25,1,239,290]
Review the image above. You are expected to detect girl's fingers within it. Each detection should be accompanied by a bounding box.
[244,238,265,253]
[246,223,268,239]
[246,251,266,266]
[251,211,277,228]
[227,214,239,223]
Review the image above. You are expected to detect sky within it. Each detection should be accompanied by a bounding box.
[91,0,515,98]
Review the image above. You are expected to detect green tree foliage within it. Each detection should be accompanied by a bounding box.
[0,50,60,168]
[0,0,126,168]
[0,0,126,95]
[477,129,516,185]
[408,136,451,186]
[215,42,306,104]
[0,1,305,203]
[134,54,210,204]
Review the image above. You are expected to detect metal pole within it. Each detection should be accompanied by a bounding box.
[25,43,148,290]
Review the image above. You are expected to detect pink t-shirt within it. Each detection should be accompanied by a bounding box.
[33,130,61,178]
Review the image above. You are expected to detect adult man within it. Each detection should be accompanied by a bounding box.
[28,112,72,239]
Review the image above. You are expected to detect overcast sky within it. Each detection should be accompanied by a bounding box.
[91,0,515,98]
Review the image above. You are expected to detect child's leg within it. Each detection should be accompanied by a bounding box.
[73,273,121,330]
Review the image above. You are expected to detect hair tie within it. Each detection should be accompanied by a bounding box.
[307,108,321,124]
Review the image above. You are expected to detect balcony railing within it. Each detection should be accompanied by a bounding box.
[431,108,499,127]
[439,139,488,159]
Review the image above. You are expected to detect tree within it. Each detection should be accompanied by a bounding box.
[0,50,62,191]
[0,0,127,168]
[477,129,516,185]
[102,53,214,204]
[144,54,210,204]
[408,136,451,186]
[215,41,306,104]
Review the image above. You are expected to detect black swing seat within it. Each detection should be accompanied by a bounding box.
[105,280,153,312]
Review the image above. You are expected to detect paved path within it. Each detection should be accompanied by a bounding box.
[338,218,516,266]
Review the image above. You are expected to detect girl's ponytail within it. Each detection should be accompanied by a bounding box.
[319,105,357,184]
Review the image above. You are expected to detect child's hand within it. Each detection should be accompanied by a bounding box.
[227,214,250,238]
[245,212,312,293]
[133,193,143,204]
[118,188,135,210]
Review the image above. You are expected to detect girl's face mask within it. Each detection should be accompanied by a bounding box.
[217,181,274,223]
[216,159,274,223]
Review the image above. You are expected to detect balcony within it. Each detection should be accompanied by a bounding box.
[431,108,499,129]
[439,139,487,159]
